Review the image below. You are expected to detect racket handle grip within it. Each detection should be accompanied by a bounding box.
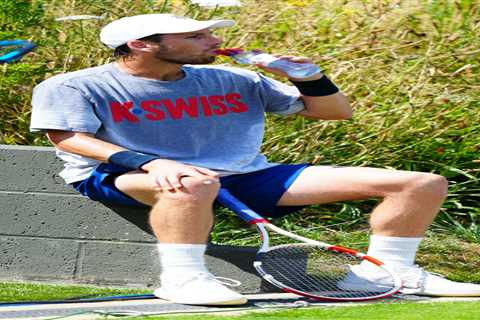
[0,40,36,63]
[217,188,265,224]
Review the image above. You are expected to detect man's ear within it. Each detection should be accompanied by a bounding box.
[126,40,153,52]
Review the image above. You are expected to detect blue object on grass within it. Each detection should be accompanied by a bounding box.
[0,294,156,307]
[0,40,37,63]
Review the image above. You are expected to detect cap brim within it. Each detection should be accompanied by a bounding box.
[160,19,235,34]
[207,20,235,29]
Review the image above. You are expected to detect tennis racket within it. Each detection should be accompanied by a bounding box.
[216,188,402,301]
[0,40,36,63]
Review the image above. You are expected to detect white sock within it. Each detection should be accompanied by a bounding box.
[364,235,422,268]
[157,243,208,276]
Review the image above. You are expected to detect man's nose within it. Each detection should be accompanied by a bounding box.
[209,34,223,46]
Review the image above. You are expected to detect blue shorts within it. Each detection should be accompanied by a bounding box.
[71,163,310,218]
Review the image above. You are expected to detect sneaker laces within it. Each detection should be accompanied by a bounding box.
[215,276,242,287]
[168,272,242,288]
[395,265,445,289]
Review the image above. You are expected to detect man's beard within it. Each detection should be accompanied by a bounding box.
[155,55,216,65]
[153,45,216,64]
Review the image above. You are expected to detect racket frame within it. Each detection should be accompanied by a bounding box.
[217,188,403,302]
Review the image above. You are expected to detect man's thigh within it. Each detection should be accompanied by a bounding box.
[277,166,422,206]
[114,170,158,206]
[114,169,222,207]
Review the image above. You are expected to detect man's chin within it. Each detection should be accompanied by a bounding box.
[189,56,216,64]
[155,55,216,65]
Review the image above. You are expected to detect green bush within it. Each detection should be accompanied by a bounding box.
[0,0,45,39]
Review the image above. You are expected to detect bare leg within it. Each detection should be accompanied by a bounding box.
[112,171,246,305]
[113,171,219,243]
[277,166,448,237]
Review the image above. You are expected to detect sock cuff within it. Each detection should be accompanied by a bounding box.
[157,243,207,259]
[367,235,422,267]
[370,235,423,243]
[157,243,208,274]
[157,243,207,250]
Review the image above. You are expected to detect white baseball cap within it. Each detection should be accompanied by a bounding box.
[100,14,235,49]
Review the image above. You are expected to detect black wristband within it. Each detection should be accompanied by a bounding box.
[108,151,160,170]
[291,75,339,96]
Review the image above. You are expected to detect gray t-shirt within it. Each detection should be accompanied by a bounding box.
[30,63,304,183]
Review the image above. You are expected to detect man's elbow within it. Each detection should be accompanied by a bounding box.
[338,106,353,119]
[301,94,353,119]
[46,130,72,145]
[333,98,353,119]
[326,112,353,120]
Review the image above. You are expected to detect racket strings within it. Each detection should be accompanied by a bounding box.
[258,244,395,299]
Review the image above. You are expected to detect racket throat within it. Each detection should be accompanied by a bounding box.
[256,223,270,253]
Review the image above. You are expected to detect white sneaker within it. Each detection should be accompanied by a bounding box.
[337,265,397,293]
[394,265,480,296]
[154,272,248,305]
[339,265,480,297]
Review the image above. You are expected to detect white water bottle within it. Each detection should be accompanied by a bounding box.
[215,48,321,79]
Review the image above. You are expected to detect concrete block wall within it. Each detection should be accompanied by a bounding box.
[0,145,264,292]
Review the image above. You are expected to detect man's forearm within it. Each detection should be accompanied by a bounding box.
[289,73,352,120]
[298,91,352,120]
[47,131,186,173]
[46,131,126,162]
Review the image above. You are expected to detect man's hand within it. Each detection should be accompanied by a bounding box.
[255,55,323,81]
[141,159,220,191]
[255,56,352,120]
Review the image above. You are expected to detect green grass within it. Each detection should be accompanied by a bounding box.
[0,282,148,303]
[129,302,480,320]
[1,282,480,320]
[0,0,479,241]
[12,301,477,320]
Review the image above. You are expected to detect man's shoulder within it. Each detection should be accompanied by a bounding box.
[35,64,115,89]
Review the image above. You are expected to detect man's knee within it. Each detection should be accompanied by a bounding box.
[406,172,448,200]
[157,176,221,204]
